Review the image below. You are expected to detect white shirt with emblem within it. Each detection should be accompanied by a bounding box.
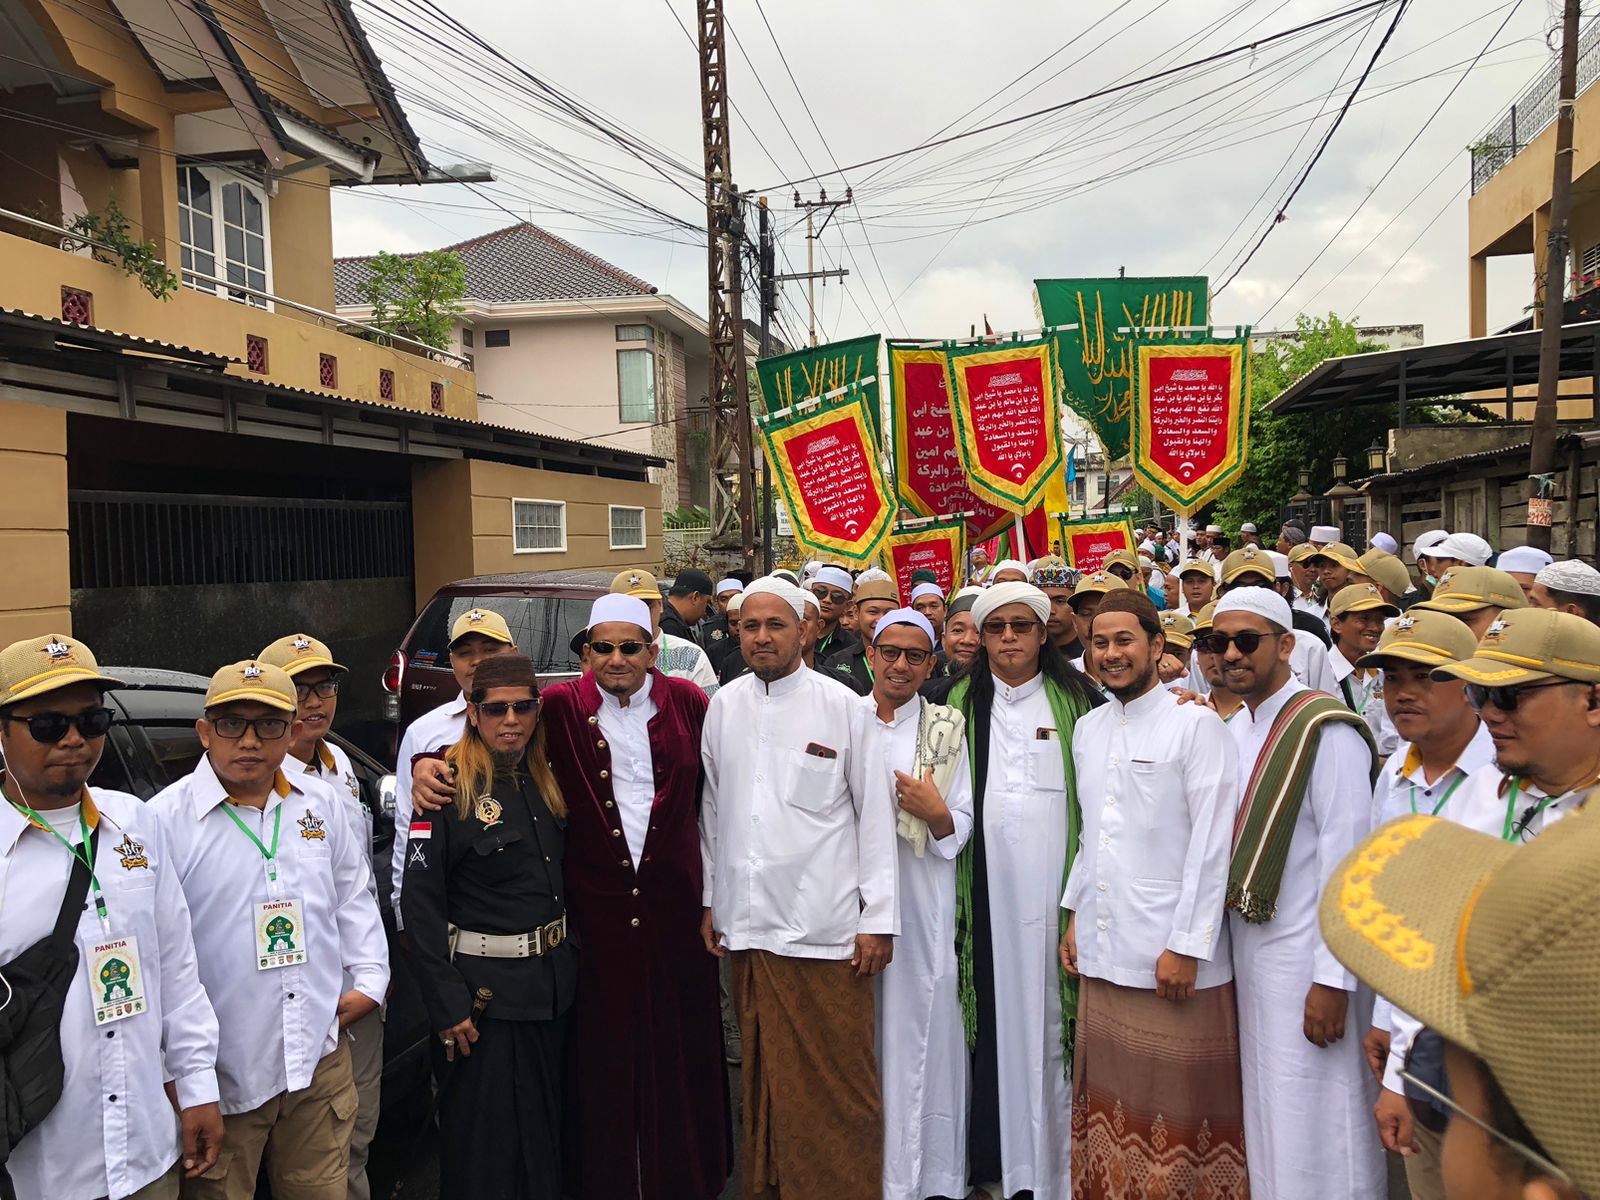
[1063,684,1239,989]
[0,787,220,1200]
[1327,647,1400,756]
[390,693,468,923]
[150,757,388,1113]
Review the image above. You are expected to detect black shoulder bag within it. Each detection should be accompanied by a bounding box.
[0,826,96,1200]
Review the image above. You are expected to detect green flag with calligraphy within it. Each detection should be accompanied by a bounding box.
[754,334,881,424]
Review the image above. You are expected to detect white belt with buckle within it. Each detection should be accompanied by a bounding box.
[448,915,567,959]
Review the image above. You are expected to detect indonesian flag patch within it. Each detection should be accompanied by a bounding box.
[410,821,432,840]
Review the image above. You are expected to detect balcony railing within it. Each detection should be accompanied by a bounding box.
[1471,20,1600,194]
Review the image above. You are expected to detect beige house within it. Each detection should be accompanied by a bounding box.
[336,223,760,511]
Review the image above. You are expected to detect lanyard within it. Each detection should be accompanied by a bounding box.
[1354,672,1378,716]
[9,798,107,923]
[1409,770,1466,817]
[221,800,282,882]
[1501,778,1558,843]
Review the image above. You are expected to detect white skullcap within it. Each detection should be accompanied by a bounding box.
[585,593,653,638]
[971,581,1050,629]
[1241,523,1258,534]
[1436,532,1492,566]
[1535,559,1600,596]
[1497,545,1554,575]
[909,582,945,604]
[812,565,854,593]
[1309,525,1341,543]
[991,559,1028,578]
[856,566,892,584]
[771,568,801,586]
[800,588,820,612]
[802,559,822,578]
[1205,524,1222,535]
[1413,529,1451,557]
[871,607,936,647]
[1267,550,1291,580]
[725,590,744,613]
[744,576,808,619]
[715,578,744,596]
[1214,587,1293,631]
[1370,532,1399,555]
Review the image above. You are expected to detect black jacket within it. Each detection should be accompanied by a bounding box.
[823,644,873,697]
[659,603,700,646]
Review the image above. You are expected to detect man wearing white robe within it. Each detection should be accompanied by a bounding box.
[859,609,974,1200]
[1211,589,1386,1200]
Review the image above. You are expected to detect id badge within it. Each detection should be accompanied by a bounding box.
[87,935,148,1025]
[254,897,308,970]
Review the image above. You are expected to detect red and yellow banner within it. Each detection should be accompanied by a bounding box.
[946,338,1064,513]
[887,343,1013,540]
[885,518,965,601]
[760,388,896,565]
[1131,336,1251,512]
[1056,515,1137,574]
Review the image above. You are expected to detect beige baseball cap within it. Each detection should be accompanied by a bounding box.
[1287,542,1320,566]
[1431,607,1600,687]
[449,607,515,647]
[1158,610,1195,650]
[1358,549,1412,599]
[1174,559,1216,580]
[1414,566,1528,616]
[1220,545,1275,584]
[853,577,899,604]
[203,660,296,712]
[1101,548,1140,575]
[1069,571,1129,610]
[1306,541,1364,573]
[1329,583,1399,620]
[1320,812,1600,1197]
[258,633,347,677]
[1189,601,1218,635]
[0,635,124,706]
[610,569,660,599]
[1354,609,1479,670]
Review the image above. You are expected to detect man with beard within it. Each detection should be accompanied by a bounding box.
[1062,590,1245,1200]
[1067,571,1129,690]
[401,652,574,1200]
[946,582,1102,1200]
[1203,589,1383,1199]
[860,609,974,1200]
[1328,585,1402,758]
[700,577,896,1200]
[1219,547,1338,695]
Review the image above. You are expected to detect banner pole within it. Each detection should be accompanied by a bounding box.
[1012,512,1028,561]
[1179,508,1191,565]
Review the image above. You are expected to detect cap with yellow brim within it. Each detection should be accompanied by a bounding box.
[1413,566,1527,616]
[1305,541,1364,573]
[1287,542,1320,565]
[1329,583,1400,619]
[258,633,347,677]
[1158,611,1195,650]
[449,608,516,647]
[203,660,297,712]
[1174,559,1215,580]
[1100,548,1140,574]
[1068,571,1128,609]
[1430,607,1600,687]
[1320,812,1600,1200]
[0,635,125,706]
[1220,546,1275,584]
[1354,609,1478,670]
[1190,601,1218,634]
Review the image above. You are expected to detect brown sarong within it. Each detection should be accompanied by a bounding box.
[729,949,882,1200]
[1071,977,1249,1199]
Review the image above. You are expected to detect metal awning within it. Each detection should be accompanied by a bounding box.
[1266,321,1600,420]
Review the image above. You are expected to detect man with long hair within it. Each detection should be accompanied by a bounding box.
[401,652,575,1200]
[945,581,1101,1200]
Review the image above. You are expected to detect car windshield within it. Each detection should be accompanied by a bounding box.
[408,594,592,676]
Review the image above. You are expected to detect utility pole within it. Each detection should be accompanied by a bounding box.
[1526,0,1581,551]
[696,0,755,572]
[758,196,776,572]
[793,189,852,345]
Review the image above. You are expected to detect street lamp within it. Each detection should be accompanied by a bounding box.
[1289,464,1314,523]
[1365,439,1387,474]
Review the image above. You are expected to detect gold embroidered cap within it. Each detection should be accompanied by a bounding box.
[608,570,660,600]
[448,607,515,647]
[1174,559,1216,581]
[1354,609,1479,670]
[1358,549,1412,599]
[1414,566,1528,616]
[258,633,347,677]
[1068,571,1128,610]
[1329,583,1400,620]
[1220,546,1274,584]
[1305,541,1364,573]
[1158,611,1195,650]
[1320,812,1600,1199]
[0,635,124,706]
[1430,607,1600,687]
[203,660,296,712]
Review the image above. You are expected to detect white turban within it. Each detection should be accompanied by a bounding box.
[1498,545,1553,575]
[715,578,744,596]
[990,559,1028,580]
[743,576,808,619]
[856,566,892,584]
[1213,587,1293,631]
[1370,532,1399,555]
[971,581,1050,630]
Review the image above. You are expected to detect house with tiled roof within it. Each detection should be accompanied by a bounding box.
[337,222,755,508]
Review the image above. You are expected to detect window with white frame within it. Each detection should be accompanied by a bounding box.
[615,323,653,342]
[513,499,566,553]
[617,349,656,423]
[178,165,270,307]
[608,505,646,550]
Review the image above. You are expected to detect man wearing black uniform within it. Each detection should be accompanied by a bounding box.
[703,579,743,673]
[402,652,575,1200]
[661,569,715,645]
[808,565,860,662]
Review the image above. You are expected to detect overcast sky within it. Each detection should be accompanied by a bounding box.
[334,0,1568,347]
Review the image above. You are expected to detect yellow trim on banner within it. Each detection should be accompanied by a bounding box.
[948,340,1064,513]
[765,395,896,565]
[1133,341,1249,511]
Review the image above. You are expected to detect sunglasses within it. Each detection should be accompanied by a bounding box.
[811,587,851,605]
[589,640,649,658]
[1465,679,1578,713]
[1195,630,1278,656]
[1397,1070,1572,1187]
[208,716,290,741]
[982,618,1042,637]
[0,707,115,744]
[294,679,339,701]
[873,645,932,666]
[477,699,540,717]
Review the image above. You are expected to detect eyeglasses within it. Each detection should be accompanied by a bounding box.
[294,679,339,701]
[981,618,1042,637]
[0,708,115,744]
[207,715,291,741]
[1397,1070,1573,1187]
[1466,679,1578,713]
[476,699,540,717]
[589,640,649,658]
[873,645,933,666]
[1195,630,1277,656]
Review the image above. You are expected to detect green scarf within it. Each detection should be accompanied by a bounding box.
[948,673,1092,1069]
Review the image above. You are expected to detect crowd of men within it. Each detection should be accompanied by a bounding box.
[6,514,1600,1200]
